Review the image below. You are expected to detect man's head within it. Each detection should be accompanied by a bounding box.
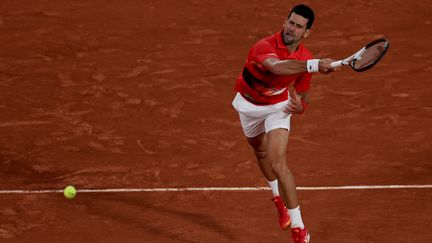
[283,4,315,45]
[289,4,315,29]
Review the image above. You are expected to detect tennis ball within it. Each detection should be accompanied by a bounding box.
[64,185,77,199]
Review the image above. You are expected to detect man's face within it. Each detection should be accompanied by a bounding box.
[283,12,310,45]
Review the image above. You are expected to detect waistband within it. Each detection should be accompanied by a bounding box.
[240,93,273,106]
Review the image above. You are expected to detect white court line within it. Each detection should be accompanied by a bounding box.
[0,185,431,194]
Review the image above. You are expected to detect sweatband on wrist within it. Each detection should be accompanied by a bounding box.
[306,59,320,73]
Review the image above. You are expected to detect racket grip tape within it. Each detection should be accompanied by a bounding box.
[330,60,343,68]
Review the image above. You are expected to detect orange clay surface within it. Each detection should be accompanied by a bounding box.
[1,0,431,242]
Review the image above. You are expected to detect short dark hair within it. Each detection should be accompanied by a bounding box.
[288,4,315,29]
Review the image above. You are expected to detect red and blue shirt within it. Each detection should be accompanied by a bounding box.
[234,31,313,105]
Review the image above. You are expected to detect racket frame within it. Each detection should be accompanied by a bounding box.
[330,38,389,72]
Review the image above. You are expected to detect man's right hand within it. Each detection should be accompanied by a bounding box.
[318,59,335,74]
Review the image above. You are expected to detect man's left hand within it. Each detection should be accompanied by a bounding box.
[284,89,306,114]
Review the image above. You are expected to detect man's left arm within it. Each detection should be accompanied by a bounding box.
[297,91,309,114]
[284,89,309,115]
[284,70,311,115]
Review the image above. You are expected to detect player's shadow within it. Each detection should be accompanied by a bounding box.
[1,157,66,186]
[86,194,237,242]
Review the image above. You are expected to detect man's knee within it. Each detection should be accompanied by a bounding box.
[254,148,267,160]
[247,134,267,159]
[269,157,289,175]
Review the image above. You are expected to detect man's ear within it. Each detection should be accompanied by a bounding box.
[304,29,311,38]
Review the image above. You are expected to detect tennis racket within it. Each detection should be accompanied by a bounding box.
[331,38,389,72]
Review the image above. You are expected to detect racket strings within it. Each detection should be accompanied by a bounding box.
[353,42,387,69]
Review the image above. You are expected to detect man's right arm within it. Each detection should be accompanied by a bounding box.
[262,58,335,75]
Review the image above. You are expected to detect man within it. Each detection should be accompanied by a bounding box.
[232,4,334,243]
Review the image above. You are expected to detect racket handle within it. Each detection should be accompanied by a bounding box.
[331,60,343,68]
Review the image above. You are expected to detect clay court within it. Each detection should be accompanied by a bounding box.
[1,0,431,242]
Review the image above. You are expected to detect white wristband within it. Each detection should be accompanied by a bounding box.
[306,59,320,73]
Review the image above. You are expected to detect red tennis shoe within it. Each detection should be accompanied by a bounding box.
[291,227,310,243]
[271,196,291,230]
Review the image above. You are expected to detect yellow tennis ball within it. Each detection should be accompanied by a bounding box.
[64,185,77,199]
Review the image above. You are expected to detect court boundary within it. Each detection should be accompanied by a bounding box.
[0,184,431,194]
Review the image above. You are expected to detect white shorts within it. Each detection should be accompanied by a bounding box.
[232,92,291,138]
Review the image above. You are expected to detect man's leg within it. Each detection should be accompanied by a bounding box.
[266,128,298,208]
[246,133,276,182]
[267,128,310,243]
[247,132,291,230]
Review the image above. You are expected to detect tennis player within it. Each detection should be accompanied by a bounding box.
[232,4,334,243]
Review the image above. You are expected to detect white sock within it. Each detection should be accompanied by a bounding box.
[267,179,280,197]
[288,206,305,229]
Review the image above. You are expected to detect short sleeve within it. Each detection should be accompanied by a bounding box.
[252,40,279,63]
[294,72,312,92]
